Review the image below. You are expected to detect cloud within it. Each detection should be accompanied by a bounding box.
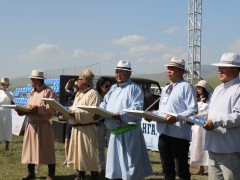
[18,43,65,61]
[73,49,114,62]
[98,52,115,61]
[137,57,163,64]
[133,48,187,67]
[111,34,146,46]
[128,43,166,53]
[163,26,182,34]
[228,39,240,53]
[73,49,95,58]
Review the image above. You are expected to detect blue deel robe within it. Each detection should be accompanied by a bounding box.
[99,79,153,180]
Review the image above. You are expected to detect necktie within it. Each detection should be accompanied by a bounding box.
[166,84,173,95]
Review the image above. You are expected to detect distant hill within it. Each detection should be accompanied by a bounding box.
[9,65,221,91]
[133,65,220,88]
[9,77,29,91]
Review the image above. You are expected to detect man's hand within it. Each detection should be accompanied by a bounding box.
[112,112,121,120]
[16,110,25,116]
[69,110,75,118]
[28,105,38,113]
[166,115,177,124]
[203,119,215,131]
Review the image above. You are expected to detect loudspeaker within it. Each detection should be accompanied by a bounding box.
[52,120,66,143]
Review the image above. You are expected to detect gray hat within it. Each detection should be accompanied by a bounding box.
[1,77,11,86]
[79,69,95,86]
[29,70,45,79]
[164,57,189,73]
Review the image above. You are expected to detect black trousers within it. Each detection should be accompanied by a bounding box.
[158,134,191,180]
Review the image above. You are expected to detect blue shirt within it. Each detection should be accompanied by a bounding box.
[205,77,240,153]
[157,80,198,140]
[100,79,144,129]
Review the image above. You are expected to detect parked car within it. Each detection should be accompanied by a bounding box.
[59,75,161,111]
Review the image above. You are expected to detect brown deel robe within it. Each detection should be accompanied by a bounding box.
[21,85,57,164]
[67,88,101,171]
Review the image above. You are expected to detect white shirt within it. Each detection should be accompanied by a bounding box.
[205,77,240,153]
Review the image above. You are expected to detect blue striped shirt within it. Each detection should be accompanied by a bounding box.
[157,80,198,140]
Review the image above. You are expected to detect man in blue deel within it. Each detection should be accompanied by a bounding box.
[99,60,153,180]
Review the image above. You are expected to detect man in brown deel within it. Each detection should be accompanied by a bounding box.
[67,69,101,180]
[16,70,57,180]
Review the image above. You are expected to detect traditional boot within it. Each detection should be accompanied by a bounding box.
[90,171,98,180]
[46,164,55,180]
[22,164,35,180]
[164,174,175,180]
[99,169,105,177]
[75,171,86,180]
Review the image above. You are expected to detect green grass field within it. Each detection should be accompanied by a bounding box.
[0,135,208,180]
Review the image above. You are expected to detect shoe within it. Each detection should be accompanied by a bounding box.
[22,173,35,180]
[75,171,86,180]
[194,169,205,175]
[99,170,105,177]
[63,159,68,165]
[90,171,98,180]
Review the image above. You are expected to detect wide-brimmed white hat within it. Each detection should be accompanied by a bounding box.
[164,57,189,73]
[29,70,45,79]
[195,80,213,94]
[0,77,11,86]
[78,69,95,86]
[212,53,240,67]
[114,60,133,72]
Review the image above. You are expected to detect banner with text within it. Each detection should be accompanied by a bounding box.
[141,119,159,151]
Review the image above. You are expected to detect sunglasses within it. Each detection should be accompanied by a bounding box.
[103,84,111,88]
[102,82,112,89]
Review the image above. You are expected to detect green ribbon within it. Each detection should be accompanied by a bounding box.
[111,124,140,135]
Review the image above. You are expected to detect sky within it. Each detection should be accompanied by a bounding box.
[1,1,240,79]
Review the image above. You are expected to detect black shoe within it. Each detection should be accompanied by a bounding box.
[75,171,85,180]
[22,173,35,180]
[99,170,105,177]
[90,171,98,180]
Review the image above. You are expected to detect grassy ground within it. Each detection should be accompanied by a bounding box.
[0,135,208,180]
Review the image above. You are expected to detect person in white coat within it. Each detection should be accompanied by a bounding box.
[0,77,14,151]
[190,80,212,175]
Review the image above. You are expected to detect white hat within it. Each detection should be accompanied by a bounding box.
[114,60,133,71]
[195,80,213,94]
[212,53,240,67]
[164,57,189,73]
[29,70,45,79]
[0,77,11,86]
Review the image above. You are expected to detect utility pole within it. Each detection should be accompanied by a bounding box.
[187,0,202,84]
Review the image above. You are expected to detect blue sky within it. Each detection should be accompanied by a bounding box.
[1,1,240,79]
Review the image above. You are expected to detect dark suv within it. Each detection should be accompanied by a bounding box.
[59,75,161,111]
